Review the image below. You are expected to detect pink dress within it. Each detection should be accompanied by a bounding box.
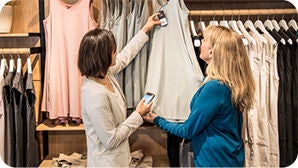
[42,0,97,120]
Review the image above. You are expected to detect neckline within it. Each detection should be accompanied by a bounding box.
[58,0,82,11]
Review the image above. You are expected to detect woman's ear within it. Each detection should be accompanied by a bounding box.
[208,47,213,58]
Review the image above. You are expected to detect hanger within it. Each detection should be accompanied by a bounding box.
[229,14,248,45]
[229,20,242,35]
[219,20,229,28]
[219,11,229,28]
[237,14,256,45]
[229,13,242,35]
[209,20,218,26]
[16,50,22,73]
[279,11,289,31]
[288,16,298,31]
[264,15,286,45]
[279,19,289,31]
[197,14,206,32]
[0,50,8,77]
[190,20,198,36]
[27,53,32,74]
[244,13,267,44]
[209,10,218,26]
[264,15,274,31]
[254,16,267,33]
[189,20,201,47]
[271,13,280,31]
[9,52,14,73]
[254,17,277,45]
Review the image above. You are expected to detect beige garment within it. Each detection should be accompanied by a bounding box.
[243,29,279,167]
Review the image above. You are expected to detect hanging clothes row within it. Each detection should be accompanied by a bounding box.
[0,52,40,167]
[100,0,150,110]
[188,11,297,167]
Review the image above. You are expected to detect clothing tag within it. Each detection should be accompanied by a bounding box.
[193,36,201,47]
[158,10,168,27]
[194,39,200,47]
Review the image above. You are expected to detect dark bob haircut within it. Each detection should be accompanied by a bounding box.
[78,28,116,79]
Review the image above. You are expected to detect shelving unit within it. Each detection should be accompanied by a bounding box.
[36,119,85,131]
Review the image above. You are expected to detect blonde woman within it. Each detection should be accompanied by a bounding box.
[143,26,255,167]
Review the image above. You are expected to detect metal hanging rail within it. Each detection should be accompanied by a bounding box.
[189,8,297,16]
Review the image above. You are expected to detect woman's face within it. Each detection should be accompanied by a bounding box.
[199,36,213,64]
[111,50,116,66]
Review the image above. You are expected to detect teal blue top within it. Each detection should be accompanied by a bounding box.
[154,79,244,167]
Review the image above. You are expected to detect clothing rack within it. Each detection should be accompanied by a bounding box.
[189,8,297,16]
[0,47,42,55]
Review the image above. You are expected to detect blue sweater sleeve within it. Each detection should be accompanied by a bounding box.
[154,80,226,139]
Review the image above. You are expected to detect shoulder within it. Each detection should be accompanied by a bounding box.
[203,79,226,90]
[201,79,230,96]
[81,77,109,102]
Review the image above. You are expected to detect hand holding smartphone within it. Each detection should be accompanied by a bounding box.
[142,92,155,104]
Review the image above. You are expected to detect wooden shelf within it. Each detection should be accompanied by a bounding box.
[36,119,85,131]
[38,154,56,168]
[0,32,40,37]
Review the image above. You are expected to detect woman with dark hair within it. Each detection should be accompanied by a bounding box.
[78,13,160,167]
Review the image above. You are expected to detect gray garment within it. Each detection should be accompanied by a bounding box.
[12,72,25,167]
[100,0,107,29]
[0,71,5,161]
[24,73,40,167]
[124,0,139,108]
[115,0,129,90]
[145,0,203,120]
[101,0,114,30]
[132,0,149,105]
[111,0,121,37]
[4,71,15,167]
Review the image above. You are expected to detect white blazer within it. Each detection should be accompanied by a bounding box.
[81,30,149,167]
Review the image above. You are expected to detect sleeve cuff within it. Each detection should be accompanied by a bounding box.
[130,111,144,125]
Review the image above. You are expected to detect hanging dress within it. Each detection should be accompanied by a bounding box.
[132,0,149,105]
[41,0,97,121]
[124,0,139,109]
[145,0,203,121]
[114,0,129,98]
[0,60,6,162]
[3,71,15,166]
[24,72,40,167]
[12,71,25,167]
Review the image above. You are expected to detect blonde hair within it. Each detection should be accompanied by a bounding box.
[204,26,255,113]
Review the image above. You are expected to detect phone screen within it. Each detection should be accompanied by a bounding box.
[143,92,155,104]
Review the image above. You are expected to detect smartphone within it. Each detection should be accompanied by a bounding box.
[142,92,155,104]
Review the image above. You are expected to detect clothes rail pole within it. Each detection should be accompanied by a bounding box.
[189,8,297,16]
[0,47,42,54]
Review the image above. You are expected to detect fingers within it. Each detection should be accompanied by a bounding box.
[151,12,160,20]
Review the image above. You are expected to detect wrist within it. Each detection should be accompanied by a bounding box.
[137,110,145,116]
[141,26,150,34]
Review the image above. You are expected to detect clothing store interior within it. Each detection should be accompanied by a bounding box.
[0,0,297,167]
